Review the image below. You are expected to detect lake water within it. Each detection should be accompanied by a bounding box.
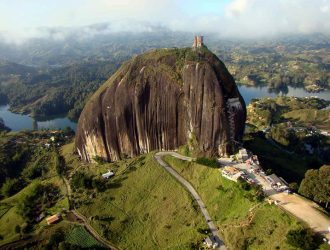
[238,85,330,104]
[0,86,329,131]
[0,105,77,131]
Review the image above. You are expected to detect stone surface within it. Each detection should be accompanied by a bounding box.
[76,47,246,162]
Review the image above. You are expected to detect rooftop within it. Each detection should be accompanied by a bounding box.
[46,213,61,225]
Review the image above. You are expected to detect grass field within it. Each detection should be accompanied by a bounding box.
[0,206,25,244]
[63,143,207,249]
[0,203,11,218]
[163,156,302,250]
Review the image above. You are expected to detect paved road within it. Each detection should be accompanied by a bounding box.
[154,152,227,250]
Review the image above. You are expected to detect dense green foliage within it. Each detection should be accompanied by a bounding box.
[71,171,106,192]
[286,228,319,250]
[244,133,323,183]
[299,165,330,207]
[0,130,74,198]
[46,229,65,249]
[195,157,219,168]
[0,135,32,188]
[1,179,25,198]
[0,60,120,121]
[72,171,91,190]
[245,97,330,184]
[17,183,60,221]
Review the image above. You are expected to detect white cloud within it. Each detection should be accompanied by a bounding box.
[1,0,330,43]
[220,0,330,38]
[226,0,254,17]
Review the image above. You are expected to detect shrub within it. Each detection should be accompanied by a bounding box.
[55,153,66,176]
[14,225,21,234]
[286,228,318,250]
[92,178,106,192]
[238,178,251,191]
[71,171,92,189]
[289,182,299,192]
[1,178,25,197]
[93,155,106,165]
[266,169,273,175]
[46,229,65,249]
[17,183,60,222]
[196,157,218,168]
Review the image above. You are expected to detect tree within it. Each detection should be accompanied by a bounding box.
[266,169,273,175]
[15,225,21,234]
[1,178,25,197]
[289,182,299,192]
[299,165,330,208]
[55,153,66,176]
[71,171,93,189]
[92,178,106,192]
[286,228,318,250]
[46,229,64,250]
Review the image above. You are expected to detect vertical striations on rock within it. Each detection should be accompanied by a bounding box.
[76,44,246,162]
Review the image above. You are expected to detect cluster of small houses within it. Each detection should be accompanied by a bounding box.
[221,148,289,191]
[43,131,72,148]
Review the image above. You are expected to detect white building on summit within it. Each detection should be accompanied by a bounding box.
[192,35,204,48]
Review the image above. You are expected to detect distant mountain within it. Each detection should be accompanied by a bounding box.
[0,30,328,122]
[0,30,193,66]
[0,60,37,75]
[0,60,121,120]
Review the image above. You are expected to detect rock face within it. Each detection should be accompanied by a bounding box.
[76,47,246,162]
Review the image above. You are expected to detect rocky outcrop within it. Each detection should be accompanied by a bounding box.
[76,47,246,162]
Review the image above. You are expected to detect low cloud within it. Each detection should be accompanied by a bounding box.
[1,0,330,43]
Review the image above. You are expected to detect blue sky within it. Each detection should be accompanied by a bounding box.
[0,0,330,41]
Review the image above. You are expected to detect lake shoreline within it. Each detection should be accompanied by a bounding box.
[0,105,77,132]
[1,86,330,132]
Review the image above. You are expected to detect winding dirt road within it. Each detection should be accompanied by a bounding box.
[154,151,227,250]
[62,176,119,250]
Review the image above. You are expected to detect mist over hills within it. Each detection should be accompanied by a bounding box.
[0,27,329,66]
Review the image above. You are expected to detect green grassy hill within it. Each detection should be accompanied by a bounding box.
[283,109,330,130]
[163,156,302,250]
[62,142,206,249]
[0,137,316,249]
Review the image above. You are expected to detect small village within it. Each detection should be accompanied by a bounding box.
[219,148,289,196]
